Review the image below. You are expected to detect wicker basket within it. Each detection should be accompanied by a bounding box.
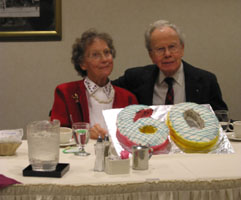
[0,142,22,156]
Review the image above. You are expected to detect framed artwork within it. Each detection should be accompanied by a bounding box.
[0,0,61,41]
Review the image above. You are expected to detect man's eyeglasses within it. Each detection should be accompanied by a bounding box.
[87,49,112,60]
[151,44,180,56]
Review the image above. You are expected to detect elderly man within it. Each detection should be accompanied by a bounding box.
[112,19,227,111]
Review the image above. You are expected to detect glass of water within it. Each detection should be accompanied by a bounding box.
[214,110,230,132]
[72,122,90,156]
[27,120,60,171]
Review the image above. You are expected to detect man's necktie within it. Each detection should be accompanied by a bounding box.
[164,77,174,105]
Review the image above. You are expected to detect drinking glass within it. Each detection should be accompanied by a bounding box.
[214,110,230,132]
[72,122,90,156]
[27,120,60,171]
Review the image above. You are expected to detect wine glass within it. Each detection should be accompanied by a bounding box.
[72,122,90,156]
[214,110,230,132]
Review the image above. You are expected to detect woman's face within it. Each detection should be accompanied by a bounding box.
[81,38,113,86]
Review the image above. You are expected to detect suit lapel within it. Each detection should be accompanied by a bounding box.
[75,80,90,123]
[183,61,202,103]
[141,65,159,105]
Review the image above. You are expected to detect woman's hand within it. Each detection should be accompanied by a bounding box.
[90,124,107,139]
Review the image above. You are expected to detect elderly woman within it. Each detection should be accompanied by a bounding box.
[50,29,138,139]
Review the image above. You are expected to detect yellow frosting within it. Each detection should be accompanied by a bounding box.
[139,125,157,134]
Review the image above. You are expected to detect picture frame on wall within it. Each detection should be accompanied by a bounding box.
[0,0,61,41]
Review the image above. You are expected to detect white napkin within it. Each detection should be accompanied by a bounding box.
[0,129,23,143]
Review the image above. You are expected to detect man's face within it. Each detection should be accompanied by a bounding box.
[149,27,184,77]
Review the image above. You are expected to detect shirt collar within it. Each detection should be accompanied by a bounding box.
[172,62,184,86]
[84,77,113,98]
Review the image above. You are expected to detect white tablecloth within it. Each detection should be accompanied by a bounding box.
[1,138,241,200]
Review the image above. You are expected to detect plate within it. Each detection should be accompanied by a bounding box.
[226,132,241,141]
[60,140,76,147]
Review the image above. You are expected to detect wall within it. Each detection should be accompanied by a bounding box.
[1,0,241,137]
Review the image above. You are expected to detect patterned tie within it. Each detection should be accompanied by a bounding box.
[164,77,174,105]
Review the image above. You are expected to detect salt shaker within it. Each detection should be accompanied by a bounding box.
[94,135,105,172]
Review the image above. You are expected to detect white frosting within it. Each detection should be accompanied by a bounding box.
[117,105,169,146]
[168,103,219,143]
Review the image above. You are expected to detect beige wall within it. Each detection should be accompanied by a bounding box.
[1,0,241,137]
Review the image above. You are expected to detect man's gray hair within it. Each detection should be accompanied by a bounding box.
[145,19,185,51]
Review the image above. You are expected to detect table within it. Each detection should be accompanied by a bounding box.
[1,138,241,200]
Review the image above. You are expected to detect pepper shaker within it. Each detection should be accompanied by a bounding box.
[104,135,110,157]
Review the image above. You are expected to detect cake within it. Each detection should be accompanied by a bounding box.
[167,102,220,152]
[116,105,169,154]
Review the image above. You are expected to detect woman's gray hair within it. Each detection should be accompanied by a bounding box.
[71,29,116,77]
[144,19,185,52]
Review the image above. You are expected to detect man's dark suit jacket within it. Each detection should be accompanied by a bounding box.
[112,60,228,111]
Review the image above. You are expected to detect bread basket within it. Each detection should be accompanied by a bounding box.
[0,142,22,156]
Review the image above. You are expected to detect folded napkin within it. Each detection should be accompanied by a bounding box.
[0,174,21,189]
[0,129,23,143]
